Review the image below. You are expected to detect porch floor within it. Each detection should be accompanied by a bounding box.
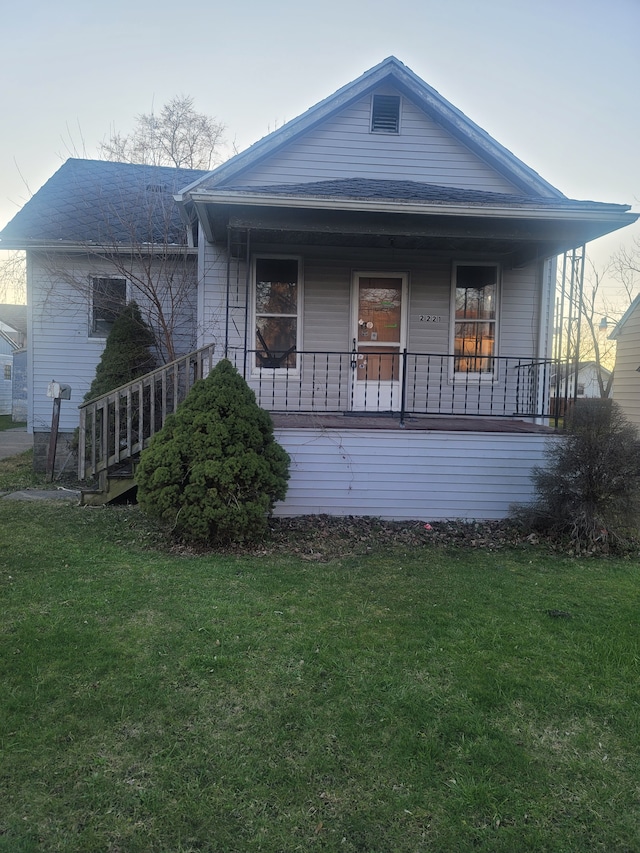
[270,413,558,433]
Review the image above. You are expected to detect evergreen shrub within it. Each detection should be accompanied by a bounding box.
[77,302,157,462]
[84,302,156,401]
[135,359,290,544]
[518,398,640,550]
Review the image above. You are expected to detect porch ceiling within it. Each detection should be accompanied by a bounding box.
[188,183,636,267]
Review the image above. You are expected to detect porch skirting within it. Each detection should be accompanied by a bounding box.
[272,427,558,521]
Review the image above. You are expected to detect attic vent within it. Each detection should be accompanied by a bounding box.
[146,183,167,193]
[371,95,400,133]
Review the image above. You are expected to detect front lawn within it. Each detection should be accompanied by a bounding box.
[1,500,639,852]
[0,415,26,431]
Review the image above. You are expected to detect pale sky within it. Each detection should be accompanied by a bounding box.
[1,0,639,272]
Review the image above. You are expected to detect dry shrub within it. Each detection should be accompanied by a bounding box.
[517,399,640,551]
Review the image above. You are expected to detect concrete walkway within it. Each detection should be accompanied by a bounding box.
[0,427,81,501]
[0,427,32,460]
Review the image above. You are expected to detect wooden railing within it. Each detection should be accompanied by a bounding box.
[78,343,216,480]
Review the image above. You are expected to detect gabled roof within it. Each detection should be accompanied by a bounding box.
[609,294,640,341]
[0,304,27,337]
[0,328,19,352]
[178,56,564,199]
[551,361,613,381]
[0,159,208,249]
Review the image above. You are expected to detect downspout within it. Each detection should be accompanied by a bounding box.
[537,255,556,422]
[572,246,586,400]
[224,227,231,358]
[243,229,251,379]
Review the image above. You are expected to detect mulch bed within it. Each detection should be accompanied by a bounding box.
[195,515,536,560]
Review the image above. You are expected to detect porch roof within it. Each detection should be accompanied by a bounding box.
[184,178,637,267]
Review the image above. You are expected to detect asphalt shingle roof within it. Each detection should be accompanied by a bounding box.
[220,178,619,213]
[1,163,631,251]
[0,159,209,246]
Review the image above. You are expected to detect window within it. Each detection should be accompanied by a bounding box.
[371,94,400,133]
[90,277,127,337]
[254,257,300,370]
[453,264,498,374]
[3,364,11,381]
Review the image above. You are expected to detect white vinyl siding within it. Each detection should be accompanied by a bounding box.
[200,242,541,381]
[234,92,519,193]
[612,302,640,428]
[0,352,13,415]
[27,251,198,433]
[273,428,558,520]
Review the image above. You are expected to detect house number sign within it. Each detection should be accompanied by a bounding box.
[418,315,443,322]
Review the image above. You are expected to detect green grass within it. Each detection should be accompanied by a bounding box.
[0,415,26,431]
[0,450,45,492]
[1,501,640,851]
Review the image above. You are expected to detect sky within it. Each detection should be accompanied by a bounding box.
[1,0,639,279]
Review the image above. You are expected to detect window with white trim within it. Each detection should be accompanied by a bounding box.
[90,277,127,337]
[254,257,300,370]
[3,364,11,381]
[452,263,498,374]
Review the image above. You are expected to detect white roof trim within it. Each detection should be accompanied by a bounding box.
[187,189,629,224]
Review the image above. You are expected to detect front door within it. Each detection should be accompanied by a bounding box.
[351,273,407,411]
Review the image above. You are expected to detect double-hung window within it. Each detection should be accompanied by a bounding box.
[254,257,300,370]
[452,263,499,375]
[90,277,127,337]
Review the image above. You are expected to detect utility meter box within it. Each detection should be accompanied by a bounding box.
[47,381,72,400]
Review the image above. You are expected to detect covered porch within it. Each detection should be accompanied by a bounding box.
[226,348,561,426]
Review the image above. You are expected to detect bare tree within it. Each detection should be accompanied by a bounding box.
[99,95,225,170]
[0,251,26,303]
[577,260,617,397]
[559,236,640,400]
[611,234,640,306]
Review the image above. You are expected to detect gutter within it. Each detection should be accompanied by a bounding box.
[185,190,634,224]
[0,240,199,254]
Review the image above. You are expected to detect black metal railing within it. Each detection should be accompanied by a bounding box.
[78,345,564,482]
[228,349,561,423]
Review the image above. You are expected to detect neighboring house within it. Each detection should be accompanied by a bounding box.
[0,304,27,349]
[0,57,637,518]
[610,295,640,429]
[550,361,614,412]
[0,329,18,415]
[0,305,28,421]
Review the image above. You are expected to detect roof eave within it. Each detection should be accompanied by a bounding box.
[187,189,634,223]
[0,238,198,254]
[609,293,640,340]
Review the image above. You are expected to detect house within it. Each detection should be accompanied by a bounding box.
[0,328,18,415]
[0,304,28,421]
[0,304,27,349]
[549,360,613,416]
[0,57,637,518]
[610,295,640,429]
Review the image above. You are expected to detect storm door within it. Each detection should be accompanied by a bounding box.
[351,274,407,411]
